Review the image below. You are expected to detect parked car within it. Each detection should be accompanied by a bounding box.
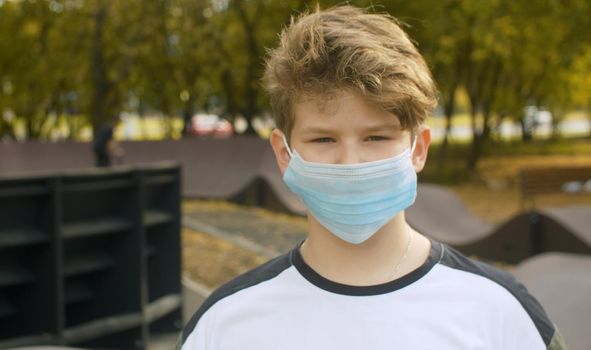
[190,114,233,137]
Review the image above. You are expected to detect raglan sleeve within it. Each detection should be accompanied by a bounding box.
[546,328,568,350]
[499,275,569,350]
[176,303,217,350]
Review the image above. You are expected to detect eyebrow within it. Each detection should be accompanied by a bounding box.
[300,123,401,135]
[299,127,336,135]
[364,123,402,132]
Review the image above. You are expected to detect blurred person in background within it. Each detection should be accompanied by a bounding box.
[92,116,124,167]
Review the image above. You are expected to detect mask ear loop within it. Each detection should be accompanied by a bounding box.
[410,134,418,154]
[281,133,294,158]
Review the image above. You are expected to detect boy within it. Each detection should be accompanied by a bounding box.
[179,6,566,349]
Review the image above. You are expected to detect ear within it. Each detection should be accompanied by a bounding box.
[412,125,431,173]
[269,129,291,175]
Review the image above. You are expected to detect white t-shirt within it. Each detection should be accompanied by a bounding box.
[180,240,564,350]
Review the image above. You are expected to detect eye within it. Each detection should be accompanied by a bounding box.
[312,137,335,143]
[366,135,388,141]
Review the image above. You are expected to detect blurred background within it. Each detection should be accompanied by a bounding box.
[0,0,590,349]
[1,0,589,146]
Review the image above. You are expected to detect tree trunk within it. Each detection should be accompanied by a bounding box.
[25,113,40,139]
[466,101,480,170]
[0,125,16,140]
[467,134,481,171]
[439,86,457,160]
[234,0,261,136]
[91,1,109,139]
[550,109,562,140]
[467,113,491,171]
[182,96,194,138]
[0,116,17,140]
[221,68,239,131]
[243,112,257,135]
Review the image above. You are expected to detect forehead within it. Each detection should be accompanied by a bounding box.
[291,90,402,133]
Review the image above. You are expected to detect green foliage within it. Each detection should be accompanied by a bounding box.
[0,0,590,144]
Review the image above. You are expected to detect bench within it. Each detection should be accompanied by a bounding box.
[519,166,591,210]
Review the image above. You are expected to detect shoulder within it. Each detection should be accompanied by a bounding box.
[436,243,560,348]
[180,250,294,344]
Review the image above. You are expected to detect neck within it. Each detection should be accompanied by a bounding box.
[300,213,426,286]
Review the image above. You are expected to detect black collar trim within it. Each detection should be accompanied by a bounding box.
[290,239,442,296]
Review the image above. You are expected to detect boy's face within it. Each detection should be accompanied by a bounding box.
[271,90,431,173]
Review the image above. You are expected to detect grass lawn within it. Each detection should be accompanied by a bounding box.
[182,226,268,290]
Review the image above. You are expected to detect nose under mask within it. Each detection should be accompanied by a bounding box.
[281,134,418,244]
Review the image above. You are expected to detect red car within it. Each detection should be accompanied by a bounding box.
[190,114,233,137]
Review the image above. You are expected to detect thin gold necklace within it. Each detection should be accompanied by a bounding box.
[392,225,414,278]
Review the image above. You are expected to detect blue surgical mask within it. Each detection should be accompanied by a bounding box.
[282,135,417,244]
